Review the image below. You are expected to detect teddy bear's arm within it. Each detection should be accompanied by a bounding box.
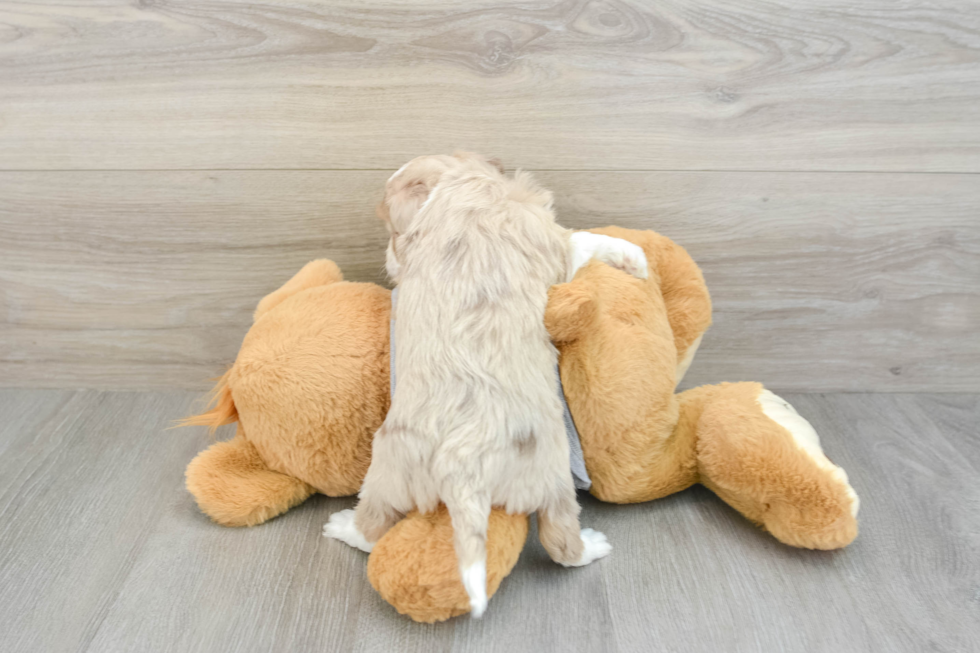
[645,233,712,379]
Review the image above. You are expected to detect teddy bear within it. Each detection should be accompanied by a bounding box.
[182,226,860,623]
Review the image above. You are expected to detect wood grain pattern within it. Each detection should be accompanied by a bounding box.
[0,170,390,389]
[540,171,980,393]
[1,0,979,171]
[0,391,206,653]
[0,390,977,652]
[2,170,977,391]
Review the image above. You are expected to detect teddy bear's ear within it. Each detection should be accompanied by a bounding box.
[545,280,598,342]
[254,259,343,322]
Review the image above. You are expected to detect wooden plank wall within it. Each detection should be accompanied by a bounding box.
[1,0,978,391]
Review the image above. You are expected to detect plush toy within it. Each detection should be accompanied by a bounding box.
[182,227,859,622]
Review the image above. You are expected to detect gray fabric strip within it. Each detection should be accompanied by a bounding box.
[390,288,397,399]
[559,370,592,490]
[389,288,592,491]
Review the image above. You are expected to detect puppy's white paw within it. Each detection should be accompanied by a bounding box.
[613,241,648,280]
[567,232,601,280]
[564,528,612,567]
[596,239,647,280]
[567,232,648,281]
[461,561,488,618]
[322,509,374,553]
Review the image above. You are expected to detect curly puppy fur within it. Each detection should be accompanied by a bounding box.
[324,153,639,616]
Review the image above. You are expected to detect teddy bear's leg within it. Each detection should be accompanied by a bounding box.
[253,259,344,321]
[185,428,315,527]
[684,382,860,550]
[366,506,529,623]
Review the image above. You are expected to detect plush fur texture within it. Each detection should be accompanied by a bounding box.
[185,431,315,527]
[182,227,860,623]
[184,259,390,524]
[357,154,582,527]
[367,505,528,623]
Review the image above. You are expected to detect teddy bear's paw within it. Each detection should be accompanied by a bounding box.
[565,528,612,567]
[323,509,374,553]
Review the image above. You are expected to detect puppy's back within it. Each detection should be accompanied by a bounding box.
[389,167,569,442]
[399,168,566,317]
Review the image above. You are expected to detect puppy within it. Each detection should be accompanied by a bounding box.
[325,153,647,617]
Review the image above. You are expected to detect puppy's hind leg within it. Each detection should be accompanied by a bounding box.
[323,484,403,553]
[538,489,612,567]
[443,489,492,618]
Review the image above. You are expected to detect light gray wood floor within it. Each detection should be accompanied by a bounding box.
[1,389,976,653]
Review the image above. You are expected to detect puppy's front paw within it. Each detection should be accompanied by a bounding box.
[323,509,374,553]
[566,528,612,567]
[604,240,648,280]
[569,233,648,281]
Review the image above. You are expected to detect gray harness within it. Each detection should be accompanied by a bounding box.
[389,289,592,490]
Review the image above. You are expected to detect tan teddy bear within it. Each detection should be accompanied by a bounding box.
[183,227,859,622]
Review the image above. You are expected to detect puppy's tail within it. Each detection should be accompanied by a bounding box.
[444,490,492,618]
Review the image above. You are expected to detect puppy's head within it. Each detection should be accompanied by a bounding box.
[378,152,504,234]
[377,152,504,280]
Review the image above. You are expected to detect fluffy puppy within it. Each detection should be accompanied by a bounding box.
[325,153,647,617]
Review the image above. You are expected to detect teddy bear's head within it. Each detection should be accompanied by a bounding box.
[544,227,687,500]
[547,228,679,387]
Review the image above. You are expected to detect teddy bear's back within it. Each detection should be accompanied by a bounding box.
[230,281,392,496]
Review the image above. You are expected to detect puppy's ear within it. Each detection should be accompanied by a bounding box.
[386,180,434,230]
[545,280,598,343]
[487,157,505,174]
[376,198,390,225]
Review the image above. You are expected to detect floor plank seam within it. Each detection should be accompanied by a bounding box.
[1,169,979,175]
